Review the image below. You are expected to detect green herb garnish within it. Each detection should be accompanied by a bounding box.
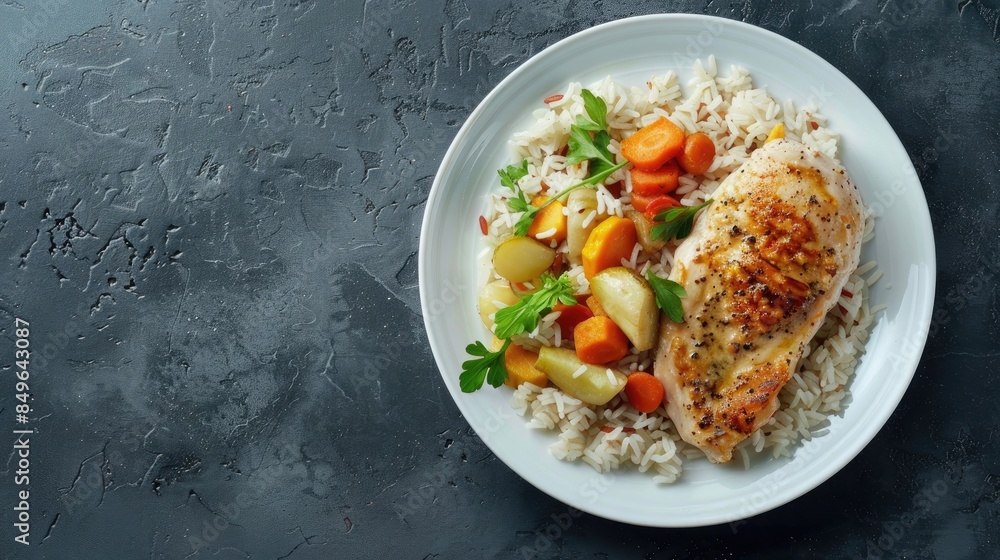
[461,273,577,392]
[460,339,511,393]
[499,160,530,191]
[646,271,687,323]
[503,89,627,237]
[492,273,576,339]
[573,89,607,132]
[565,90,617,178]
[651,199,713,241]
[499,160,532,216]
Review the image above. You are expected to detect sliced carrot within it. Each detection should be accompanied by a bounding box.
[573,316,629,364]
[581,215,637,279]
[678,132,716,175]
[620,117,686,172]
[527,195,568,243]
[552,303,594,341]
[503,342,549,388]
[630,161,680,196]
[585,294,607,317]
[629,192,655,213]
[642,195,680,221]
[624,372,665,413]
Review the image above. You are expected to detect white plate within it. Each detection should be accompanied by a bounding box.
[419,14,935,527]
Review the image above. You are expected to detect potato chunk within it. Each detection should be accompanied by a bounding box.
[589,267,659,351]
[535,346,626,405]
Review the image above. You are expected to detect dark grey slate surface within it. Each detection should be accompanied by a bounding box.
[0,1,996,558]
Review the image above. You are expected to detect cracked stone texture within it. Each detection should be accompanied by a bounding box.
[0,0,996,559]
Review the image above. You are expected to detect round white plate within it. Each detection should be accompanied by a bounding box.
[419,14,935,527]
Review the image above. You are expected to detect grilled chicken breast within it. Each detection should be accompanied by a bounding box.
[653,139,864,463]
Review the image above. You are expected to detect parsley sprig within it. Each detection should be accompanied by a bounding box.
[460,273,577,392]
[499,160,531,208]
[492,273,576,339]
[645,271,687,323]
[566,89,618,177]
[503,89,629,237]
[460,339,511,393]
[651,199,713,242]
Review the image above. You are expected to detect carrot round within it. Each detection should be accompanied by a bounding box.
[552,303,594,341]
[527,195,568,243]
[585,294,607,317]
[581,215,637,279]
[642,195,680,221]
[677,132,716,176]
[624,372,665,413]
[629,192,653,213]
[620,117,686,172]
[573,316,629,364]
[630,161,680,197]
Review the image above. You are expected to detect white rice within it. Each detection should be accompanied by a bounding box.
[493,58,880,484]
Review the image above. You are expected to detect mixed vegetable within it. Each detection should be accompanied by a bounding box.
[461,89,719,413]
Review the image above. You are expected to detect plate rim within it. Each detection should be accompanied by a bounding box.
[419,13,936,527]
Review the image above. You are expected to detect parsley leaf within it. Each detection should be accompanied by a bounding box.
[507,195,532,215]
[588,130,617,177]
[460,339,510,392]
[646,271,687,323]
[499,160,529,191]
[493,273,576,339]
[566,124,606,166]
[573,89,607,132]
[512,208,536,237]
[651,199,713,242]
[498,160,535,234]
[566,90,616,169]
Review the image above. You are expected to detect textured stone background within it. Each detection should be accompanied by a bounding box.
[0,1,996,558]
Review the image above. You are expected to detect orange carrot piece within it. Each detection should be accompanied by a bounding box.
[620,117,686,172]
[573,316,629,364]
[503,343,549,388]
[527,195,568,243]
[642,195,680,221]
[624,372,665,413]
[581,216,637,279]
[629,192,655,213]
[552,303,594,341]
[585,294,607,317]
[677,132,716,175]
[630,161,680,196]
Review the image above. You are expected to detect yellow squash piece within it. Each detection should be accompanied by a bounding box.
[502,342,549,388]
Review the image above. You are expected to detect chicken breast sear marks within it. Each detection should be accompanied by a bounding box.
[654,139,864,463]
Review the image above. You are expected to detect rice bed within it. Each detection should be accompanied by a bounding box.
[486,57,880,484]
